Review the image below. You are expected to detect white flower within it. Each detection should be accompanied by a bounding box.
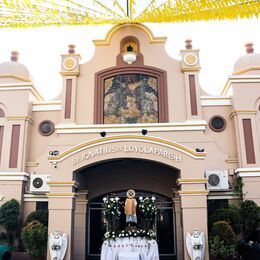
[115,197,119,202]
[151,196,155,201]
[103,197,107,202]
[139,196,143,201]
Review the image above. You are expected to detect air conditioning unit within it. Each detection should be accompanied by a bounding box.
[30,175,50,193]
[205,170,229,190]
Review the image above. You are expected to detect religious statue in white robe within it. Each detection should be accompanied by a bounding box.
[186,228,205,260]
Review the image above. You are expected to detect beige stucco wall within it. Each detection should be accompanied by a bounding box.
[1,23,260,260]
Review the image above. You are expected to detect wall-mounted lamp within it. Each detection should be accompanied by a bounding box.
[49,150,59,156]
[141,129,148,136]
[122,45,137,65]
[100,131,107,137]
[196,148,205,153]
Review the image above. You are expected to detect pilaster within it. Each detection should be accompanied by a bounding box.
[47,181,79,260]
[180,40,202,120]
[74,190,88,260]
[60,44,80,124]
[177,177,209,260]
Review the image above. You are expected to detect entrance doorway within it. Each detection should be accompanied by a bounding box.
[74,158,180,260]
[87,191,176,259]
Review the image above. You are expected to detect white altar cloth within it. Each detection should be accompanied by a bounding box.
[101,237,159,260]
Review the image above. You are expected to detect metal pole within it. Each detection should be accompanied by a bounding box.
[126,0,129,17]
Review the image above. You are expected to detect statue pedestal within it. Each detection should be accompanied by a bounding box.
[101,237,159,260]
[124,225,137,231]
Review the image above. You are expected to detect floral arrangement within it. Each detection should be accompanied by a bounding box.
[139,196,156,217]
[138,196,156,229]
[103,197,122,219]
[104,229,156,241]
[103,197,122,231]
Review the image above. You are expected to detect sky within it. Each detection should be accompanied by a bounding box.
[0,18,259,100]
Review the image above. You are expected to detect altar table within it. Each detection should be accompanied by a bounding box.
[101,237,159,260]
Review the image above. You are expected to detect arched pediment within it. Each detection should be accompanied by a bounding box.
[93,23,167,46]
[48,135,207,168]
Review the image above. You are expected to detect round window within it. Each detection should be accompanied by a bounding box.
[38,120,55,136]
[209,116,226,132]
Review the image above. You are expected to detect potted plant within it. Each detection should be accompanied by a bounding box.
[21,220,47,259]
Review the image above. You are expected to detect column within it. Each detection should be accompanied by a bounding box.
[172,196,183,260]
[47,181,79,260]
[74,190,88,260]
[177,178,209,260]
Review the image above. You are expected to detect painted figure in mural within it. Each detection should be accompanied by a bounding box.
[186,228,205,260]
[124,189,138,225]
[104,74,158,124]
[49,230,68,260]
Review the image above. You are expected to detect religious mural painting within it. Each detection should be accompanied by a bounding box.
[104,74,159,124]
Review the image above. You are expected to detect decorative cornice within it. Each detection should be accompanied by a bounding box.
[0,74,31,82]
[221,75,260,96]
[60,71,80,76]
[232,66,260,75]
[26,162,39,167]
[23,194,48,202]
[32,100,61,112]
[55,121,207,134]
[225,158,239,163]
[61,54,81,58]
[181,67,201,72]
[7,116,34,124]
[178,190,209,195]
[180,49,200,52]
[47,181,79,188]
[201,96,231,107]
[0,82,44,101]
[93,23,167,46]
[235,167,260,177]
[177,178,208,185]
[47,192,76,198]
[230,110,257,118]
[48,135,207,163]
[237,172,260,177]
[0,172,29,181]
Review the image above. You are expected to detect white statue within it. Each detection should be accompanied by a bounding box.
[186,228,205,260]
[49,229,68,260]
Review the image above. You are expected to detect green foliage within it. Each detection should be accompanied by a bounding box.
[21,220,48,257]
[209,207,242,234]
[25,210,48,227]
[0,199,20,232]
[233,176,244,199]
[0,199,20,246]
[210,236,236,260]
[103,197,122,232]
[138,196,156,230]
[210,221,236,259]
[240,200,260,236]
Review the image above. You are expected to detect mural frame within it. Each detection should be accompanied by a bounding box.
[94,65,168,124]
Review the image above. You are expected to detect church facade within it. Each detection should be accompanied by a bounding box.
[0,24,260,260]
